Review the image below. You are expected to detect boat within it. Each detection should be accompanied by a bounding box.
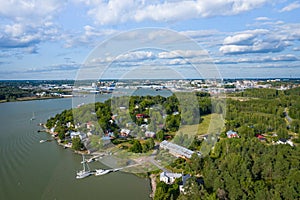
[39,140,47,143]
[30,112,35,121]
[76,155,93,179]
[95,169,111,176]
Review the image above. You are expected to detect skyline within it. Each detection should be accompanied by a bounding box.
[0,0,300,80]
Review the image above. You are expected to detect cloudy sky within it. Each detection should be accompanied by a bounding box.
[0,0,300,80]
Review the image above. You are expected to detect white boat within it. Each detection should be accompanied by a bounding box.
[30,112,35,121]
[39,140,47,143]
[95,169,111,176]
[76,155,93,179]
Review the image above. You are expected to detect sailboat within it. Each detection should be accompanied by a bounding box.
[76,155,93,179]
[30,112,35,121]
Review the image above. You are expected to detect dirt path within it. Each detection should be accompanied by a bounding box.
[149,174,157,199]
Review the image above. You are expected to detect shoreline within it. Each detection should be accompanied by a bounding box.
[149,174,157,199]
[0,95,73,104]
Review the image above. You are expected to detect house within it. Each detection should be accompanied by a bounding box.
[277,138,294,147]
[256,134,266,141]
[172,111,179,115]
[160,172,182,184]
[277,138,287,144]
[226,130,239,138]
[66,122,73,128]
[136,113,147,119]
[70,131,86,140]
[160,140,195,159]
[50,127,55,134]
[120,128,131,137]
[140,124,149,129]
[86,121,94,130]
[179,174,191,194]
[145,131,156,138]
[112,114,118,120]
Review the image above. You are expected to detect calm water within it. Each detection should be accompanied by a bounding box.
[0,95,158,200]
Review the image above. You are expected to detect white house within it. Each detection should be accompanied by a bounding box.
[145,131,156,138]
[179,174,191,194]
[277,138,294,147]
[120,128,131,137]
[160,172,182,184]
[226,130,239,138]
[70,132,86,140]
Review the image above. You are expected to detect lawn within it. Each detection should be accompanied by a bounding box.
[177,113,225,136]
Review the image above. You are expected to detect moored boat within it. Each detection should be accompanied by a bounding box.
[76,155,93,179]
[95,169,111,176]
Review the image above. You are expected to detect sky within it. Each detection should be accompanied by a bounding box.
[0,0,300,80]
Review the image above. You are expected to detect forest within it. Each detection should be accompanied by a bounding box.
[156,87,300,200]
[0,80,74,101]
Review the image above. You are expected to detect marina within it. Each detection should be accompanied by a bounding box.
[76,154,130,179]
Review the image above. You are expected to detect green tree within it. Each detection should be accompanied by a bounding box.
[129,140,142,153]
[154,182,169,200]
[189,153,202,174]
[156,130,165,141]
[55,125,65,140]
[72,137,84,151]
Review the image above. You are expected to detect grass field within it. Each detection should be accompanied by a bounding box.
[177,113,225,136]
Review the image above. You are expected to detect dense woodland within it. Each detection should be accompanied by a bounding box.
[156,87,300,200]
[0,83,33,100]
[46,87,300,199]
[0,80,74,101]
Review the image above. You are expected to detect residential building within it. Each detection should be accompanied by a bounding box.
[160,172,182,184]
[70,131,87,140]
[226,130,239,138]
[145,131,156,138]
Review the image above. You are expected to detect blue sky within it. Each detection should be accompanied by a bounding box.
[0,0,300,80]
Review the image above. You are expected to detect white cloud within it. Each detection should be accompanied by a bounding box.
[116,51,155,61]
[76,0,274,25]
[0,0,65,23]
[213,54,299,65]
[60,26,118,48]
[0,0,65,53]
[279,1,300,12]
[0,22,60,51]
[223,33,256,45]
[181,30,221,38]
[293,47,300,51]
[158,50,208,59]
[219,41,287,54]
[255,17,271,21]
[218,26,300,54]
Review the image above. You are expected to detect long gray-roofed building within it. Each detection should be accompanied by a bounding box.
[160,140,195,159]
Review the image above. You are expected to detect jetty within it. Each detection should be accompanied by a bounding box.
[86,155,101,163]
